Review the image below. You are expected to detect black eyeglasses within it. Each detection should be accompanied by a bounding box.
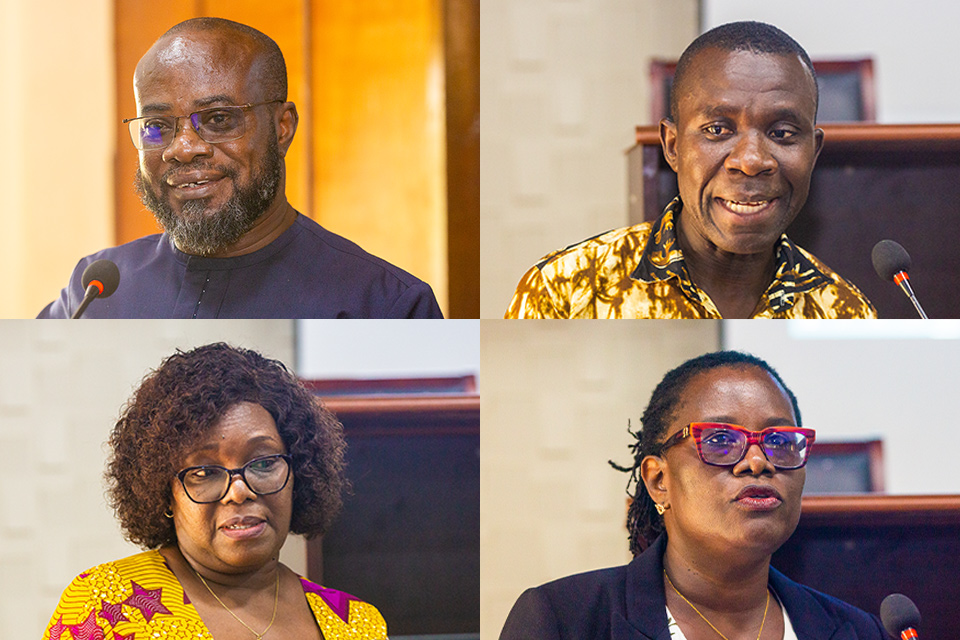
[175,454,292,504]
[122,100,283,150]
[659,423,816,470]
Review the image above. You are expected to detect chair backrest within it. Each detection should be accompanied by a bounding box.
[803,439,884,494]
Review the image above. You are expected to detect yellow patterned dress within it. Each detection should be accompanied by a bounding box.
[42,550,387,639]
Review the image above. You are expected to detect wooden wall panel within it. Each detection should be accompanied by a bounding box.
[114,0,465,314]
[199,0,310,215]
[307,393,480,634]
[114,0,196,243]
[310,1,447,304]
[773,495,960,638]
[443,0,479,318]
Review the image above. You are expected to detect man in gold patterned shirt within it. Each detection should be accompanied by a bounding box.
[505,21,876,319]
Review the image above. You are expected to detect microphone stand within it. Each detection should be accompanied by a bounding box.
[71,283,103,319]
[893,271,928,319]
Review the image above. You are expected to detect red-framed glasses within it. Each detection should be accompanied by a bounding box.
[659,423,816,470]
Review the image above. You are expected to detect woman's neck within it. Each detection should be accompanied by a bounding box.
[662,538,772,613]
[160,544,282,593]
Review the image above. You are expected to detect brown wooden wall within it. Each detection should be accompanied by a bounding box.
[774,495,960,638]
[627,123,960,319]
[114,0,479,317]
[308,392,481,635]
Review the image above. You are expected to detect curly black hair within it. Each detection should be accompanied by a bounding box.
[106,342,346,549]
[611,351,801,556]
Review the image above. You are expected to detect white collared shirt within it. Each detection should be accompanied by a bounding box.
[665,590,798,640]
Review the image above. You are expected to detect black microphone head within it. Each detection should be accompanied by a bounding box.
[880,593,921,636]
[80,259,120,298]
[872,239,912,282]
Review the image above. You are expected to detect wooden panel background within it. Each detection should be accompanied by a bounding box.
[627,124,960,319]
[773,495,960,638]
[443,0,480,319]
[114,0,480,316]
[310,393,480,635]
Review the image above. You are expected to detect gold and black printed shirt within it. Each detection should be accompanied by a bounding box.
[505,199,876,319]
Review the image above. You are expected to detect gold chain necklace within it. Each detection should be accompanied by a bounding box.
[664,569,770,640]
[194,568,280,640]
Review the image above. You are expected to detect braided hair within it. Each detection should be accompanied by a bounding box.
[610,351,801,556]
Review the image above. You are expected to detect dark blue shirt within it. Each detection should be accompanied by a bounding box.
[38,214,443,318]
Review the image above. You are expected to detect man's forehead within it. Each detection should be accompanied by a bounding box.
[140,31,252,69]
[678,48,817,113]
[687,48,814,89]
[134,31,259,106]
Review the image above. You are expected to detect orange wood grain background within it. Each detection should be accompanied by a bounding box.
[114,0,478,316]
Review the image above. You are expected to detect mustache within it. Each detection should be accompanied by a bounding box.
[159,163,238,187]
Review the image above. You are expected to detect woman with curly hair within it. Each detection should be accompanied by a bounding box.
[43,343,386,639]
[499,351,886,640]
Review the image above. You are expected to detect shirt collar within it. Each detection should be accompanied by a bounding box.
[630,198,831,313]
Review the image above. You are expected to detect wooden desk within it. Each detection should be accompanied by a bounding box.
[772,494,960,637]
[628,123,960,318]
[306,392,480,636]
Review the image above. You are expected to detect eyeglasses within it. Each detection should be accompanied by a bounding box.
[659,423,816,470]
[122,100,283,150]
[175,454,292,504]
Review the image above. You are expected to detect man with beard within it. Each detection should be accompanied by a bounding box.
[39,17,443,318]
[505,21,875,319]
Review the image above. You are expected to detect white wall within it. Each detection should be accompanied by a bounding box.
[723,320,960,494]
[0,321,297,638]
[0,0,115,318]
[296,320,480,379]
[703,0,960,123]
[480,0,700,317]
[481,321,720,640]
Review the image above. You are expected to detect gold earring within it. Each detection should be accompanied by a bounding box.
[164,509,174,519]
[655,503,666,515]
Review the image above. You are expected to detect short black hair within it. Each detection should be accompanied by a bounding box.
[669,21,818,123]
[107,343,346,549]
[611,350,801,556]
[163,17,288,101]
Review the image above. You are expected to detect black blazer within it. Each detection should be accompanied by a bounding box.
[499,536,889,639]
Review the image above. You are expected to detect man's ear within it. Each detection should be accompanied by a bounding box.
[277,102,299,157]
[812,126,825,164]
[641,454,669,508]
[660,118,679,173]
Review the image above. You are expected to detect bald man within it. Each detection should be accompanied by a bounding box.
[40,17,442,319]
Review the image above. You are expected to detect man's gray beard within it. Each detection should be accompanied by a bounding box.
[135,137,283,256]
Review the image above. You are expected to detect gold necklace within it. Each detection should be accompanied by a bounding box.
[194,568,280,640]
[664,569,770,640]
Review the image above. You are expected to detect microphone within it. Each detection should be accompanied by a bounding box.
[71,259,120,319]
[871,240,928,319]
[880,593,921,640]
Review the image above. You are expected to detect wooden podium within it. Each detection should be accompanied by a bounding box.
[772,494,960,637]
[304,389,480,636]
[627,123,960,319]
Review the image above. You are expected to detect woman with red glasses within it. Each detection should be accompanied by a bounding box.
[500,351,885,640]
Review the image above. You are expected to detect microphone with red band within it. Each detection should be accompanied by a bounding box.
[71,259,120,319]
[871,239,928,319]
[880,593,921,640]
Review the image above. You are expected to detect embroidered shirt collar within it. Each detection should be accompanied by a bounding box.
[630,198,831,313]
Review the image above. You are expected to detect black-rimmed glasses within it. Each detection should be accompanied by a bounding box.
[175,454,292,504]
[122,100,283,150]
[659,423,816,470]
